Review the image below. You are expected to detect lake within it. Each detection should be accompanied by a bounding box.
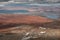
[0,10,29,13]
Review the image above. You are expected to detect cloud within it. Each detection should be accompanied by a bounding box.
[0,0,9,2]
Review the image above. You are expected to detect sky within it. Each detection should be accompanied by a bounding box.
[0,0,60,3]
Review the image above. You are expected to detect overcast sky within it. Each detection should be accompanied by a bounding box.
[0,0,10,2]
[0,0,60,3]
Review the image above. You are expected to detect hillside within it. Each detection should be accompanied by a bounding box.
[0,14,60,40]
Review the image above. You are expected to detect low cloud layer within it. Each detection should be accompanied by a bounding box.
[0,0,60,3]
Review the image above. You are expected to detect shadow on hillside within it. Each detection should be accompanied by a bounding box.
[39,20,60,29]
[0,20,60,29]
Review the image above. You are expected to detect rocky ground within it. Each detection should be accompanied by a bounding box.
[0,14,60,40]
